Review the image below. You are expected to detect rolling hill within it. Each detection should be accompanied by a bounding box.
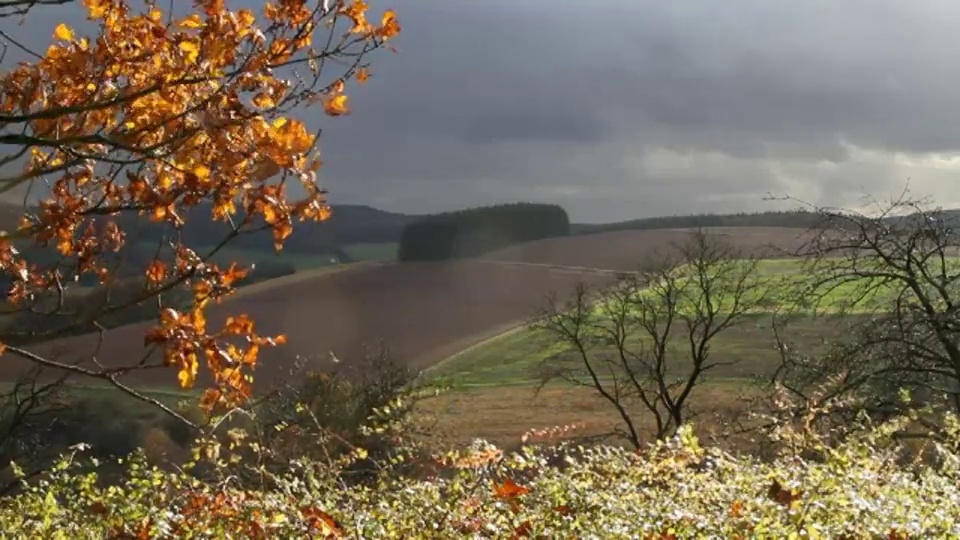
[0,227,816,395]
[8,261,615,392]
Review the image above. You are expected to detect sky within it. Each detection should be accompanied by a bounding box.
[6,0,960,223]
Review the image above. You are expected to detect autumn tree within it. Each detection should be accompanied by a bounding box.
[534,230,772,446]
[0,0,400,421]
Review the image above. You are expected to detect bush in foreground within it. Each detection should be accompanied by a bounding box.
[2,411,960,538]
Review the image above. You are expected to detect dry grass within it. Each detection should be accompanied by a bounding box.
[415,380,769,453]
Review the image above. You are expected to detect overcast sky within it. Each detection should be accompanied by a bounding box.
[7,0,960,222]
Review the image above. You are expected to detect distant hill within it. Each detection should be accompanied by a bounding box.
[571,210,823,235]
[0,202,414,253]
[125,203,416,254]
[882,207,960,227]
[0,202,416,293]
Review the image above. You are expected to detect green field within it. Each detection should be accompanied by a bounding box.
[195,245,340,270]
[341,242,398,262]
[623,257,955,316]
[425,257,937,389]
[426,314,850,388]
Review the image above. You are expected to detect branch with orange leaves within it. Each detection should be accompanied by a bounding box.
[0,0,401,411]
[0,1,384,192]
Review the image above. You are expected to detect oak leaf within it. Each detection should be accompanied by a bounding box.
[81,0,110,19]
[145,261,167,284]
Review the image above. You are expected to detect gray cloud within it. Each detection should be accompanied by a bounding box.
[6,0,960,221]
[311,0,960,221]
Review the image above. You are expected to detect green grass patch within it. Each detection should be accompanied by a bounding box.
[593,257,960,317]
[342,242,398,262]
[196,242,397,271]
[195,245,341,271]
[429,314,853,388]
[751,257,960,314]
[0,381,197,410]
[427,328,567,387]
[431,256,925,389]
[619,258,886,316]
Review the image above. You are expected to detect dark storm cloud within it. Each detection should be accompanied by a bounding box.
[6,0,960,220]
[311,0,960,220]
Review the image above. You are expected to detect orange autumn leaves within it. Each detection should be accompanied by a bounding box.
[454,478,578,537]
[340,0,400,39]
[324,81,351,116]
[494,479,529,501]
[0,0,399,410]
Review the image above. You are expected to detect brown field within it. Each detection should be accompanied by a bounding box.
[480,226,814,271]
[10,261,615,392]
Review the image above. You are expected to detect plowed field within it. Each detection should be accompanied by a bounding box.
[8,261,614,392]
[479,227,813,271]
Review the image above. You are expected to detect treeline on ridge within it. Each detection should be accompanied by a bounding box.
[572,210,822,235]
[398,203,570,261]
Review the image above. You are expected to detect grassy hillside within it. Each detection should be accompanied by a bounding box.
[428,257,929,387]
[418,256,947,445]
[7,210,960,538]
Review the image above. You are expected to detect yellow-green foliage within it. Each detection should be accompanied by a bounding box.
[2,419,959,538]
[609,257,960,316]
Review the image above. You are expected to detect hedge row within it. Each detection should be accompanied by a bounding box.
[3,423,959,538]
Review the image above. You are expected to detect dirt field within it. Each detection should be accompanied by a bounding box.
[10,261,615,392]
[479,227,814,271]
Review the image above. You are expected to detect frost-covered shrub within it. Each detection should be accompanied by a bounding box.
[2,413,960,539]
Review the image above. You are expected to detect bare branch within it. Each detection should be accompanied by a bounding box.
[535,229,772,445]
[772,194,960,433]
